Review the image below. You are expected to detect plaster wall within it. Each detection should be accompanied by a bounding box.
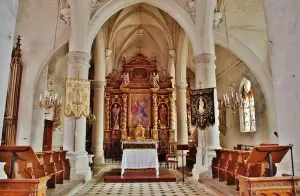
[15,0,69,145]
[216,45,269,148]
[218,0,270,73]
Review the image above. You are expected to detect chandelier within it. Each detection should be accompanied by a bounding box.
[39,77,60,114]
[223,84,242,115]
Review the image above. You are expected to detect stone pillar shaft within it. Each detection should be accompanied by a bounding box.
[92,82,105,165]
[0,0,19,141]
[264,0,300,174]
[175,83,188,145]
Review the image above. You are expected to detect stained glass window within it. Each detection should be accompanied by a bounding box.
[239,78,256,132]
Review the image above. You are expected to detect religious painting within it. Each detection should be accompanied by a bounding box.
[158,103,168,128]
[130,94,150,128]
[190,88,215,130]
[111,103,121,130]
[132,68,148,80]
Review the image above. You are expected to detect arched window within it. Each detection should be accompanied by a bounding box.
[239,78,256,132]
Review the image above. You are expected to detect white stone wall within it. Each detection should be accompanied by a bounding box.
[217,63,269,148]
[16,0,69,145]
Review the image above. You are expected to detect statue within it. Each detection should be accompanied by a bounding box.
[159,104,167,128]
[150,72,159,88]
[120,72,130,88]
[218,99,226,126]
[198,97,206,114]
[112,104,120,129]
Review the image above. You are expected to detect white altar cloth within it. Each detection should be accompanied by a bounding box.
[121,141,158,149]
[121,149,159,176]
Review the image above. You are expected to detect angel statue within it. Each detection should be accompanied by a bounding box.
[150,72,159,88]
[120,72,130,88]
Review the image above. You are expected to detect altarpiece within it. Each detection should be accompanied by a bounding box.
[104,53,175,156]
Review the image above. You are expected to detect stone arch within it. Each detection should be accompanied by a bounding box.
[87,0,201,55]
[214,30,278,142]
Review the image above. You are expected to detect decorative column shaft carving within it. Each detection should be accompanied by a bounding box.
[104,95,110,142]
[151,88,159,141]
[169,93,175,143]
[121,94,128,140]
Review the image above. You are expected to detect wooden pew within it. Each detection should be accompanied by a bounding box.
[52,151,64,184]
[211,149,222,178]
[36,151,57,189]
[59,150,70,180]
[218,149,230,181]
[0,146,50,196]
[225,150,239,185]
[238,175,300,196]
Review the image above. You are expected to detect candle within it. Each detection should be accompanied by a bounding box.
[54,93,58,100]
[40,94,42,101]
[231,91,234,98]
[236,93,239,101]
[223,94,226,102]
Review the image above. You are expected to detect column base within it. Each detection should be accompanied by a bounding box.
[67,151,92,181]
[177,150,188,168]
[93,152,105,166]
[192,148,216,180]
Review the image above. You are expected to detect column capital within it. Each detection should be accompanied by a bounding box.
[68,51,91,68]
[175,82,187,90]
[92,81,106,89]
[193,53,216,67]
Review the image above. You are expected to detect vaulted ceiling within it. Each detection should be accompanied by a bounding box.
[106,3,183,72]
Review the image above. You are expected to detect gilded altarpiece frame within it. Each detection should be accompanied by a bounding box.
[104,53,175,155]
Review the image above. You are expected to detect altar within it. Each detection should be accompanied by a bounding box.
[121,141,159,176]
[104,53,176,158]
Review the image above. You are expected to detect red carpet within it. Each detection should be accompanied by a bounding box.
[104,168,176,183]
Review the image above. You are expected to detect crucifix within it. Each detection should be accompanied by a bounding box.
[137,44,143,53]
[198,80,203,89]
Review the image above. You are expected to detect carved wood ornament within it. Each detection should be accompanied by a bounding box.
[104,53,175,154]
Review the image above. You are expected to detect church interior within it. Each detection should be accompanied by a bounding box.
[0,0,299,195]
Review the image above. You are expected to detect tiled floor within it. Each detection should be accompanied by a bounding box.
[73,165,215,196]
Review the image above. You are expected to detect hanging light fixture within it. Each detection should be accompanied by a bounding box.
[221,1,242,115]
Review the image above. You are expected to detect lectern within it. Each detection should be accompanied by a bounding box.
[177,144,189,183]
[245,145,292,177]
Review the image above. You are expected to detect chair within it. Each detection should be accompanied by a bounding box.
[166,143,178,170]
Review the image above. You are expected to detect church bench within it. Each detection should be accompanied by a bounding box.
[218,149,230,181]
[37,151,64,189]
[224,150,239,185]
[52,151,64,184]
[211,149,222,178]
[0,146,51,196]
[59,150,71,180]
[238,175,300,196]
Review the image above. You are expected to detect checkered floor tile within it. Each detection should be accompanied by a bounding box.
[71,165,215,196]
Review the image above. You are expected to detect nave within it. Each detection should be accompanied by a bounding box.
[49,165,215,196]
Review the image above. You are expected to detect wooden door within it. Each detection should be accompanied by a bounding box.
[43,120,53,151]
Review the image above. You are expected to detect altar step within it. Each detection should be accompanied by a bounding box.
[104,168,176,183]
[199,178,238,196]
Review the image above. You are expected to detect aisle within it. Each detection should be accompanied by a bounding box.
[72,165,216,196]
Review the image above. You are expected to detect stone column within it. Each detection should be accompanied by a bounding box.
[92,29,106,165]
[63,51,91,180]
[192,53,221,178]
[92,81,105,165]
[0,0,19,140]
[63,0,91,181]
[264,0,300,175]
[175,83,188,145]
